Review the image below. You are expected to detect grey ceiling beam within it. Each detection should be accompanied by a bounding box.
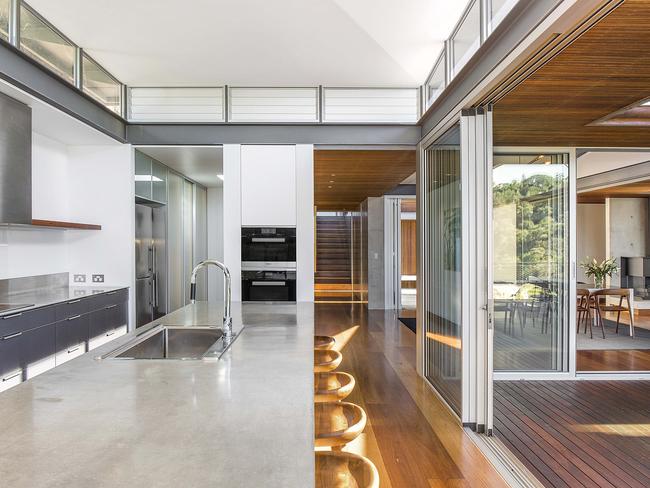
[0,41,127,142]
[127,124,421,146]
[419,0,562,137]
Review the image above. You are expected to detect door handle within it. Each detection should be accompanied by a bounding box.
[105,304,117,310]
[2,371,21,382]
[1,312,23,319]
[67,299,82,304]
[67,346,81,354]
[2,331,23,340]
[67,314,82,321]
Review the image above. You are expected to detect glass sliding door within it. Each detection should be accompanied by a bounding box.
[423,124,463,414]
[492,153,570,372]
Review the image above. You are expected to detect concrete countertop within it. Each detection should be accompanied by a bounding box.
[0,301,315,488]
[0,285,128,317]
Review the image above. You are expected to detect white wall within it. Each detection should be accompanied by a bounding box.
[0,133,136,328]
[296,144,314,302]
[207,186,224,303]
[223,145,242,301]
[576,203,606,283]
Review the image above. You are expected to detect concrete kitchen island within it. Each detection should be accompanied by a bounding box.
[0,302,315,488]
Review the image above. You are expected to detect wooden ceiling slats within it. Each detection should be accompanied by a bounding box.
[314,150,416,211]
[494,0,650,147]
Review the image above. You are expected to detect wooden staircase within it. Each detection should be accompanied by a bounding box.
[315,215,351,286]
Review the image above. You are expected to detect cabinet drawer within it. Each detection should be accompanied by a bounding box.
[0,330,25,387]
[86,289,129,312]
[24,324,56,380]
[0,305,56,337]
[55,298,90,321]
[89,324,127,351]
[55,314,88,364]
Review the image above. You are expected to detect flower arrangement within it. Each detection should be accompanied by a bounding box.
[580,257,619,288]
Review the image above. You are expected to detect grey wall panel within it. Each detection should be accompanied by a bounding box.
[182,180,194,305]
[126,124,421,146]
[193,185,208,301]
[0,42,126,142]
[167,172,184,312]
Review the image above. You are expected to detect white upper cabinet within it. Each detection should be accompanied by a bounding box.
[241,145,296,227]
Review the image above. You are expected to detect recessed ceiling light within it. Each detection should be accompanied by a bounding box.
[643,100,650,106]
[329,180,334,183]
[217,174,224,180]
[331,174,336,177]
[328,185,332,189]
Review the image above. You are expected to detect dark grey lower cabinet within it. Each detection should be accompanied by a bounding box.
[23,324,56,379]
[55,314,89,366]
[0,289,128,392]
[0,331,25,390]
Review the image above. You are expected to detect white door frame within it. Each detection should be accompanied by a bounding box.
[489,146,577,383]
[385,195,417,311]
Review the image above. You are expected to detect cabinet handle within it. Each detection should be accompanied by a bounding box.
[1,312,23,319]
[66,314,82,321]
[67,346,81,354]
[2,372,21,382]
[105,304,117,310]
[105,331,115,337]
[107,291,117,295]
[2,331,23,340]
[67,299,82,304]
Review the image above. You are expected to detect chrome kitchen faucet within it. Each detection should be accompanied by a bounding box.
[190,260,233,341]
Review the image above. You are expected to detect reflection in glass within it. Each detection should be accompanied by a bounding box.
[423,124,462,414]
[0,0,9,41]
[20,5,75,83]
[492,153,569,371]
[83,53,122,115]
[426,55,445,108]
[490,0,519,31]
[452,0,480,75]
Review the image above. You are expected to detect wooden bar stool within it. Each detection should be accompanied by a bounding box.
[315,451,379,488]
[315,372,355,403]
[314,349,342,373]
[315,401,367,450]
[315,335,336,350]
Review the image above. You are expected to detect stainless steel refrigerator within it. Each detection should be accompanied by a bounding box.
[135,203,167,327]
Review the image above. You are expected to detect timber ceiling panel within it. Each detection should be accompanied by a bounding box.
[577,178,650,203]
[494,0,650,147]
[314,150,416,211]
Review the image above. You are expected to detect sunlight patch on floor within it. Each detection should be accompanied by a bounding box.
[332,325,360,351]
[571,423,650,436]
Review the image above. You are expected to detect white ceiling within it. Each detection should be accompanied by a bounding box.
[28,0,468,87]
[578,151,650,179]
[137,146,223,187]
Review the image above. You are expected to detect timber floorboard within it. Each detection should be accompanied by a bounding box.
[314,303,508,488]
[494,380,650,488]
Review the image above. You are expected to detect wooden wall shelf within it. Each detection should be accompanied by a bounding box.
[30,219,102,230]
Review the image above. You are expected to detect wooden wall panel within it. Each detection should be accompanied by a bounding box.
[401,220,417,277]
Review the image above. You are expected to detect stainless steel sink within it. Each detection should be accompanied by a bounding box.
[100,325,242,360]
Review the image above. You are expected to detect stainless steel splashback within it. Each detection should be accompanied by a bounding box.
[0,273,68,297]
[0,92,32,225]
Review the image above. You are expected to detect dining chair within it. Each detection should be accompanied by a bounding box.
[576,288,592,337]
[590,289,635,339]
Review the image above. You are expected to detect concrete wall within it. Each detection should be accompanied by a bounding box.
[577,203,606,283]
[606,198,649,287]
[367,196,385,309]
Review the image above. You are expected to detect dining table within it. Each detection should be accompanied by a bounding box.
[577,284,635,337]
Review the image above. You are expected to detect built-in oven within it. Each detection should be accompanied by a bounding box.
[241,227,296,265]
[241,267,297,302]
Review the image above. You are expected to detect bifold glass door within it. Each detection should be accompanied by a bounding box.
[491,152,571,372]
[423,124,463,415]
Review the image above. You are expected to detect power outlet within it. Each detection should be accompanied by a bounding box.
[73,274,86,283]
[92,274,105,283]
